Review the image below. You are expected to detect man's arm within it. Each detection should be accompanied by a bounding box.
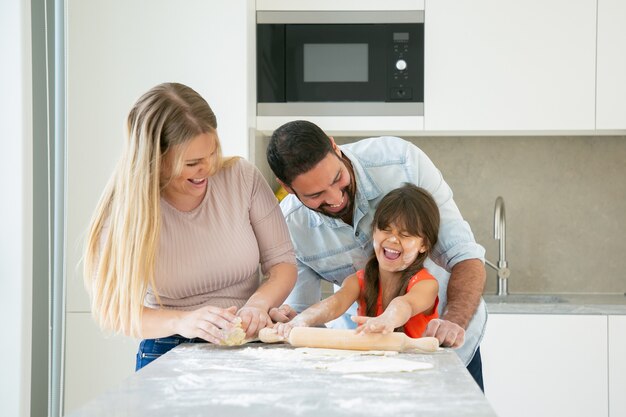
[401,141,486,347]
[423,259,485,347]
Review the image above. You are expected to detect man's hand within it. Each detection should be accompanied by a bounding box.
[423,318,465,348]
[268,304,297,323]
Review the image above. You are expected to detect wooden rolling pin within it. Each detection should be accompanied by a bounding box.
[259,327,439,353]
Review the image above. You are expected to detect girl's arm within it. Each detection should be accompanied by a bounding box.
[353,279,439,335]
[238,262,297,338]
[275,274,360,338]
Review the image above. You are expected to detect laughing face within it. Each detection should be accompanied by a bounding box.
[161,132,217,211]
[372,222,427,273]
[286,150,355,220]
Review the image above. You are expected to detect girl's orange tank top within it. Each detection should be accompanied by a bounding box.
[356,268,439,338]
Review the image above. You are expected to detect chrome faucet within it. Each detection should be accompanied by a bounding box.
[485,196,510,296]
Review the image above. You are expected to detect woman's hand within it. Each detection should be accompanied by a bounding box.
[352,315,396,335]
[238,306,273,339]
[177,305,238,344]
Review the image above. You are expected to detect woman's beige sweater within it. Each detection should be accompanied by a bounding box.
[145,159,295,311]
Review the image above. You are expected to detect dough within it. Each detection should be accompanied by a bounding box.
[295,347,399,357]
[317,357,433,373]
[220,317,247,346]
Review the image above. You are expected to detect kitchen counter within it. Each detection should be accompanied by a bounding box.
[483,293,626,315]
[67,343,496,417]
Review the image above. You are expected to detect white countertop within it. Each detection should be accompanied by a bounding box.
[67,343,496,417]
[483,293,626,315]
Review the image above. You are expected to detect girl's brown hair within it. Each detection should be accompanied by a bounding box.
[363,183,440,319]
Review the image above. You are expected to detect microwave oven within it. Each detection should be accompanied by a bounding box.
[257,11,424,116]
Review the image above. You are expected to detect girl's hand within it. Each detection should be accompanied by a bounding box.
[237,306,273,339]
[352,315,396,335]
[177,305,238,344]
[273,315,308,339]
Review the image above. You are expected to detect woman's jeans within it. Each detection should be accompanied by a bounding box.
[135,335,206,371]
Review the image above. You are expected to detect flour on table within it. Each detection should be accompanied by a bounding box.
[220,317,247,346]
[295,347,399,357]
[236,347,433,374]
[317,357,433,373]
[240,347,303,361]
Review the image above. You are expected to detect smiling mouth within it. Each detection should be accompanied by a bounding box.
[188,178,206,185]
[327,193,345,209]
[383,247,401,260]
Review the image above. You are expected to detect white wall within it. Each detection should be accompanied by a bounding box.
[65,0,253,311]
[64,1,253,413]
[0,1,33,416]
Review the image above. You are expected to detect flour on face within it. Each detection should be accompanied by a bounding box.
[400,238,420,270]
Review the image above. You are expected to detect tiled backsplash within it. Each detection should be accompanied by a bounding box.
[404,135,626,295]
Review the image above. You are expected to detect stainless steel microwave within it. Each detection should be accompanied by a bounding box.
[257,11,424,116]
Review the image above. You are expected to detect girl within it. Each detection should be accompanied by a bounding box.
[275,183,440,339]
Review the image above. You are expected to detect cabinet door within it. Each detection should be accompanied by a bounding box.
[609,315,626,417]
[481,314,608,417]
[596,0,626,130]
[425,0,597,131]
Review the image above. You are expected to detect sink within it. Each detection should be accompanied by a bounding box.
[483,294,567,304]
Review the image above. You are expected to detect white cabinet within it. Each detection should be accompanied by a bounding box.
[257,0,625,133]
[596,0,626,130]
[481,314,608,417]
[425,0,597,132]
[609,315,626,417]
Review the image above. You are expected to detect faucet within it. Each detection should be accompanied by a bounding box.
[485,196,510,296]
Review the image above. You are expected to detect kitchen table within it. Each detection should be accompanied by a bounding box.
[67,342,497,417]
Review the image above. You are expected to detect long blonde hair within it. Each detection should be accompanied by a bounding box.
[83,82,235,337]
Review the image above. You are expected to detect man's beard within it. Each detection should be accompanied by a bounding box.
[314,185,354,219]
[295,154,357,221]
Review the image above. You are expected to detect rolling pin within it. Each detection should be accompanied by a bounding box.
[259,327,439,352]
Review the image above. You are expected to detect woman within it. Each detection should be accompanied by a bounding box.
[83,82,297,369]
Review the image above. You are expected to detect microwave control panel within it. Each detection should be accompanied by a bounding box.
[388,30,421,101]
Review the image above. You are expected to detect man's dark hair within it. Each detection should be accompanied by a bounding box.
[266,120,334,186]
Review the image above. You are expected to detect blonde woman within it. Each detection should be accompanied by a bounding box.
[84,83,297,370]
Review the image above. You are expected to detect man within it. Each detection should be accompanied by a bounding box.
[266,120,487,390]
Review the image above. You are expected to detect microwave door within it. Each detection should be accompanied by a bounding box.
[285,24,387,102]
